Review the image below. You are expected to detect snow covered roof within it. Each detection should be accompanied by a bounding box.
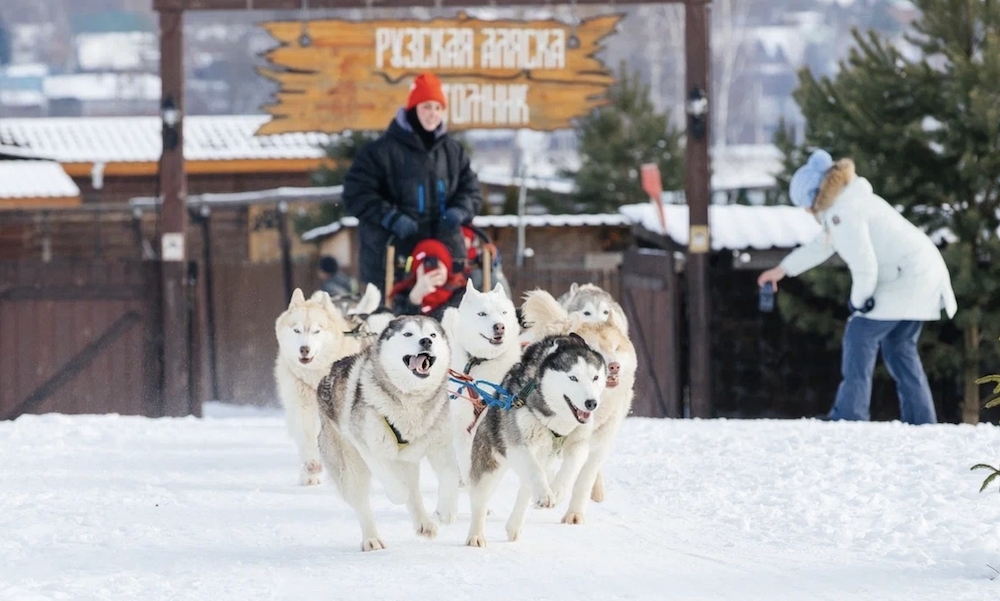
[301,213,628,242]
[619,203,821,251]
[0,115,334,164]
[0,161,80,199]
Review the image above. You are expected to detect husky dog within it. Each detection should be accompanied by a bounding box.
[316,315,460,552]
[558,282,629,334]
[466,334,607,547]
[522,289,638,523]
[331,282,395,348]
[274,288,362,486]
[441,279,523,486]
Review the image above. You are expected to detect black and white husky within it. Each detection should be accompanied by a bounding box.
[316,315,460,552]
[465,333,607,547]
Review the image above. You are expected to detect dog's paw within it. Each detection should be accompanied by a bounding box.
[591,475,605,503]
[506,525,521,542]
[305,460,323,474]
[466,534,488,548]
[299,471,321,486]
[534,490,556,509]
[561,512,585,525]
[416,520,438,539]
[361,537,386,552]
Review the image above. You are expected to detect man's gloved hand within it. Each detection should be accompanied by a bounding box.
[441,207,467,232]
[381,209,418,240]
[848,297,875,315]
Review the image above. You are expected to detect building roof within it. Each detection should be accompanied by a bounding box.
[0,115,334,164]
[301,212,629,242]
[619,203,821,251]
[0,161,81,199]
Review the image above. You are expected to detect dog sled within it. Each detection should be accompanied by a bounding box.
[383,225,501,311]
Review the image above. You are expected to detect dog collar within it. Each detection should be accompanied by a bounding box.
[382,415,409,448]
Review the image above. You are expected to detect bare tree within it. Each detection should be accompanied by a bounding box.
[711,0,753,148]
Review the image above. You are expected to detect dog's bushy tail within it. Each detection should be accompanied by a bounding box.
[521,289,571,336]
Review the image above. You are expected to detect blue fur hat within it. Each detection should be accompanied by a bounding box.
[789,149,835,208]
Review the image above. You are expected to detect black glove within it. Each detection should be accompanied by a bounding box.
[848,297,875,314]
[441,207,467,232]
[381,209,418,240]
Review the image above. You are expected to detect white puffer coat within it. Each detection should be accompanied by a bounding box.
[779,158,958,321]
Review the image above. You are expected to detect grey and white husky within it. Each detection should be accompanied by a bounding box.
[316,315,460,552]
[465,333,607,547]
[558,282,629,334]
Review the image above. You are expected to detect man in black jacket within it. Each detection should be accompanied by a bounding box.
[343,72,483,298]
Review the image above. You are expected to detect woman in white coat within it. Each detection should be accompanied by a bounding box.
[758,149,957,425]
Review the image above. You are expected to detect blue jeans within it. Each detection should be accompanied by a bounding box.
[827,317,937,425]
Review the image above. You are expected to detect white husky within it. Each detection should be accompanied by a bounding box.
[274,288,370,486]
[440,279,523,486]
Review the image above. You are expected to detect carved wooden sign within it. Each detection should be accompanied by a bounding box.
[256,12,622,135]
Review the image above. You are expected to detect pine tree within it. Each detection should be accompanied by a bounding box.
[566,62,685,214]
[295,130,380,235]
[777,0,1000,423]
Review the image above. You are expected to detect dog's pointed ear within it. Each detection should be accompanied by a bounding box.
[310,290,329,303]
[290,288,306,306]
[569,283,579,296]
[466,278,479,295]
[492,281,506,297]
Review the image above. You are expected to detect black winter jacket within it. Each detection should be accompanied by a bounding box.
[343,109,483,295]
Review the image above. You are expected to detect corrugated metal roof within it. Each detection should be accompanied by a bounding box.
[0,115,334,163]
[619,203,821,250]
[301,212,628,242]
[0,161,80,198]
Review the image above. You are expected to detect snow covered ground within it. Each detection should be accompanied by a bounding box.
[2,402,1000,600]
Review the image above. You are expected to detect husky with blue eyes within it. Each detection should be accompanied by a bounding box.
[315,315,460,552]
[464,333,607,548]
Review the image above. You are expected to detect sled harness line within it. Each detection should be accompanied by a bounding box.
[382,415,409,449]
[448,368,533,414]
[344,314,378,338]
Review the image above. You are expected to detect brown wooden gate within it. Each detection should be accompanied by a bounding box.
[620,248,683,418]
[0,260,163,419]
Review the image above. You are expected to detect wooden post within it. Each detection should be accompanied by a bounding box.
[159,8,192,417]
[277,201,296,305]
[685,1,712,419]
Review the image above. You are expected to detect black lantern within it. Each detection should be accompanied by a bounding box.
[162,95,181,151]
[686,87,708,140]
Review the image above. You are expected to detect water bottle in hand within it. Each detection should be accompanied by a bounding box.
[759,282,775,313]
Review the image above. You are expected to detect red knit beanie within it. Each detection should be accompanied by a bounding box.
[406,73,447,110]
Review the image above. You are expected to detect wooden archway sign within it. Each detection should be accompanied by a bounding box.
[151,0,712,421]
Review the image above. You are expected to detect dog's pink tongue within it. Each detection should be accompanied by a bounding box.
[408,356,423,370]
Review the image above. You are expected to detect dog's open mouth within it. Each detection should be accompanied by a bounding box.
[481,334,504,346]
[299,356,313,365]
[607,374,619,388]
[564,395,591,424]
[404,353,436,378]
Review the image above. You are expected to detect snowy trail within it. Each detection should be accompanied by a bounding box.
[1,405,999,600]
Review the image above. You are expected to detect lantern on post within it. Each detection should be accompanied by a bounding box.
[161,95,181,152]
[686,87,708,141]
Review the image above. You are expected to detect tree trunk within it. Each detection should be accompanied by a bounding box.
[962,322,981,424]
